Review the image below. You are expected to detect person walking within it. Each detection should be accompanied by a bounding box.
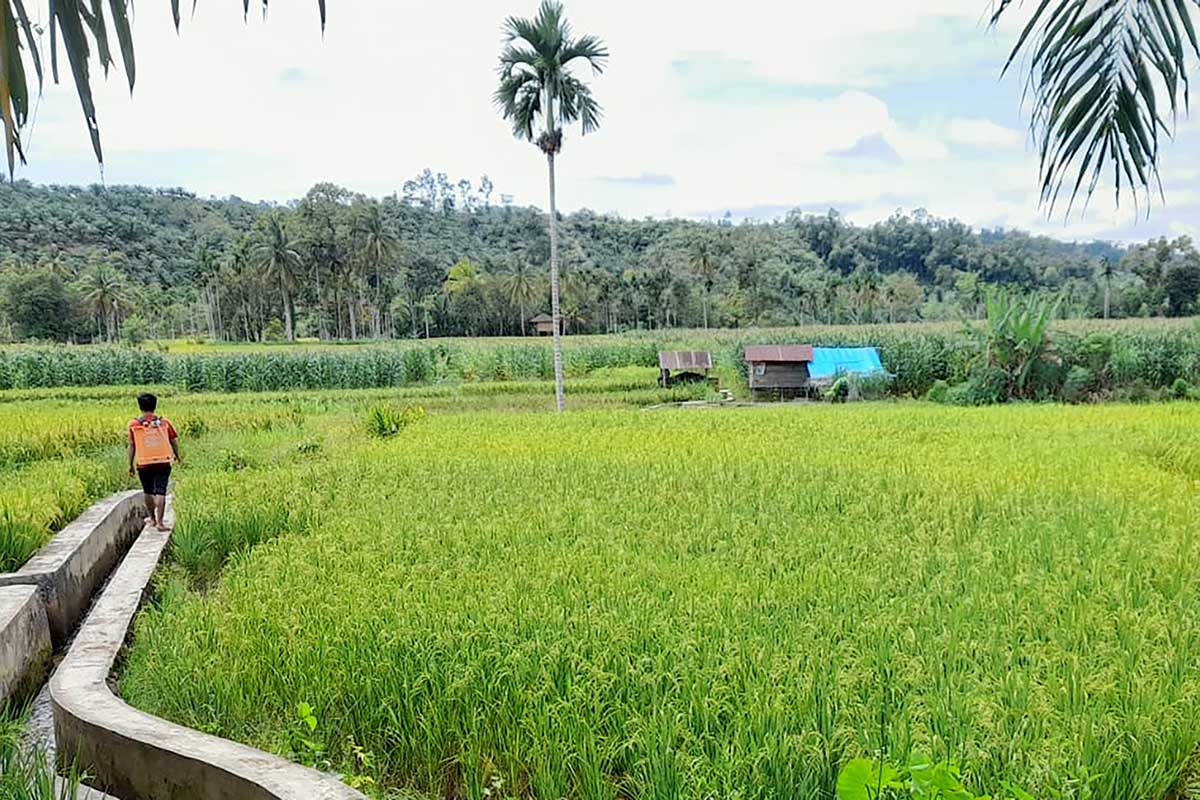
[127,393,181,532]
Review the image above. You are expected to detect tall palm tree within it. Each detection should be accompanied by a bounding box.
[992,1,1200,214]
[417,291,441,340]
[689,241,719,329]
[222,237,258,342]
[77,262,128,342]
[495,0,607,412]
[195,244,223,340]
[352,203,400,339]
[253,213,302,342]
[1099,256,1115,319]
[501,256,541,334]
[0,1,326,177]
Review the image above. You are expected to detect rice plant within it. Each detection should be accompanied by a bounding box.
[117,402,1200,800]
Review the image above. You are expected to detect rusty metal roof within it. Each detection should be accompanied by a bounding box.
[744,345,815,363]
[658,351,713,370]
[528,313,554,323]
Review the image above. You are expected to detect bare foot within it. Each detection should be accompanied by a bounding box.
[155,523,172,532]
[143,516,154,528]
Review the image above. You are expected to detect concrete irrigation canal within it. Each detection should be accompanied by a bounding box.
[0,492,366,800]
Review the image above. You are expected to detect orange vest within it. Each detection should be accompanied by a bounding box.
[130,416,173,466]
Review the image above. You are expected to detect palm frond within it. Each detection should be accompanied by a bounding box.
[993,0,1200,216]
[560,33,608,73]
[498,43,540,69]
[0,0,326,177]
[534,0,565,51]
[495,1,605,151]
[501,14,542,47]
[562,75,602,134]
[1,0,30,176]
[494,68,541,141]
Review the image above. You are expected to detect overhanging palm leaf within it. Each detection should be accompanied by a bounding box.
[0,0,326,177]
[993,0,1200,215]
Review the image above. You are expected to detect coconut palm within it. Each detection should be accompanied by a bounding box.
[689,241,719,329]
[417,291,441,340]
[77,262,129,342]
[501,256,542,334]
[0,1,326,178]
[992,1,1200,214]
[223,236,260,342]
[495,0,607,411]
[253,213,303,342]
[352,204,400,338]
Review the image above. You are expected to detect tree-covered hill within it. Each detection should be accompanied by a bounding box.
[1,175,1195,343]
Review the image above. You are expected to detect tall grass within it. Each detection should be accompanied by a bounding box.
[120,403,1200,800]
[0,710,89,799]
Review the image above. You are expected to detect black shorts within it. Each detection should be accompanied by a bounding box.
[137,463,172,496]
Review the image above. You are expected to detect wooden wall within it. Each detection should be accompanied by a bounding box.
[748,362,809,390]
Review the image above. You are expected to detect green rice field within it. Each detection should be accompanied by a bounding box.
[4,371,1200,799]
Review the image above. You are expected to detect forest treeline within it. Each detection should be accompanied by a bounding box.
[2,175,1199,343]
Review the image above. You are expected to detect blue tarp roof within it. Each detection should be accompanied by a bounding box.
[807,347,887,380]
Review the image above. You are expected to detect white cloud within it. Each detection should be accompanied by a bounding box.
[1170,220,1200,239]
[945,118,1023,148]
[10,0,1198,242]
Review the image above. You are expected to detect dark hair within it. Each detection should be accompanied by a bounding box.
[137,393,158,413]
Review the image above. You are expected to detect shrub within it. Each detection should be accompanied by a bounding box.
[1062,366,1094,404]
[263,319,286,343]
[1113,380,1164,404]
[221,450,252,472]
[825,377,849,403]
[122,315,150,348]
[364,404,426,439]
[849,372,892,401]
[943,366,1008,407]
[924,379,950,403]
[1171,377,1193,399]
[177,417,209,437]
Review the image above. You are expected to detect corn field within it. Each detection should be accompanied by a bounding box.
[1,319,1197,396]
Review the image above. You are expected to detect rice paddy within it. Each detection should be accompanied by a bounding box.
[107,397,1199,800]
[0,371,703,571]
[4,368,1200,799]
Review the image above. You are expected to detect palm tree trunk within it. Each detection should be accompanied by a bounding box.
[315,266,326,340]
[281,274,295,342]
[702,291,709,330]
[1104,278,1111,319]
[547,151,566,413]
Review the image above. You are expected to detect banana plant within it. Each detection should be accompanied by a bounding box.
[975,288,1063,398]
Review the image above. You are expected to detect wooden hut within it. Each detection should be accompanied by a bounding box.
[528,313,559,336]
[658,351,713,387]
[744,345,814,395]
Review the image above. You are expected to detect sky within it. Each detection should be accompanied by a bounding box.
[10,1,1200,244]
